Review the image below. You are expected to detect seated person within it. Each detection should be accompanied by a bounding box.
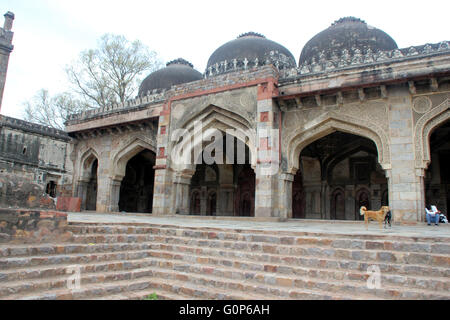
[425,205,440,226]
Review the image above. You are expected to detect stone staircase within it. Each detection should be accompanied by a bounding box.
[0,222,449,300]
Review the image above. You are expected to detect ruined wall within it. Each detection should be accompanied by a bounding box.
[0,115,72,209]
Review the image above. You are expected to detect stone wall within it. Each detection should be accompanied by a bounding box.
[0,208,72,243]
[0,115,72,209]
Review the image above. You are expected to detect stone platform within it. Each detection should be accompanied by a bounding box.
[68,212,450,239]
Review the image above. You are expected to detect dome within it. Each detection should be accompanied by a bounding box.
[299,17,398,64]
[138,58,203,96]
[206,32,297,72]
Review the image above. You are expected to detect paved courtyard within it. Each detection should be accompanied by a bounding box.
[68,212,450,239]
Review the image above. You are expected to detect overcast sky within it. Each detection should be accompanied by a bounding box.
[1,0,449,119]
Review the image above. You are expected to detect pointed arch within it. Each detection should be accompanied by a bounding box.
[285,113,390,173]
[111,135,157,180]
[414,98,450,169]
[78,147,99,180]
[171,105,257,172]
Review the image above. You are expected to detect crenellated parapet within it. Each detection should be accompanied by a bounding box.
[65,90,167,125]
[0,114,70,141]
[280,41,450,79]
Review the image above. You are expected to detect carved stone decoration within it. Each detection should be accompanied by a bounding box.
[414,98,450,169]
[413,96,432,114]
[423,44,433,54]
[284,113,390,173]
[438,41,449,51]
[407,46,418,56]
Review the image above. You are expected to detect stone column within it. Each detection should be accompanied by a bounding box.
[371,184,382,211]
[173,170,193,215]
[200,186,207,215]
[108,179,122,212]
[388,91,423,223]
[218,185,234,216]
[152,105,175,216]
[77,180,88,210]
[278,173,294,220]
[345,185,355,220]
[254,81,280,218]
[0,12,14,112]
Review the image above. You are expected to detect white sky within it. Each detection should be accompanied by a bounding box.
[1,0,449,119]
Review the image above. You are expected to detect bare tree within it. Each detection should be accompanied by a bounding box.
[23,89,87,130]
[66,34,164,108]
[23,34,163,129]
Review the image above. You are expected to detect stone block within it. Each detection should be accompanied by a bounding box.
[56,197,82,212]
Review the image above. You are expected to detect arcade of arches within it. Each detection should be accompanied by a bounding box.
[425,120,450,215]
[292,132,388,220]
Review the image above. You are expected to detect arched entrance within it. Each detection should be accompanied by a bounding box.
[188,133,255,216]
[425,119,450,217]
[292,131,387,220]
[85,159,98,211]
[118,149,155,213]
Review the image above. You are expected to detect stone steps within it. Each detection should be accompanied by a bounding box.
[1,248,448,300]
[1,239,449,280]
[68,232,450,269]
[0,263,369,300]
[0,221,448,300]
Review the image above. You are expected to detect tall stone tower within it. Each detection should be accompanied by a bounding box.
[0,11,14,112]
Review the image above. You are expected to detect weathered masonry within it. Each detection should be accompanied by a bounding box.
[1,15,450,224]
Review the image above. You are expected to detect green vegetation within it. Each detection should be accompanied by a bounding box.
[144,293,158,300]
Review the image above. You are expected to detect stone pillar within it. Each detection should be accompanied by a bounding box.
[108,179,122,212]
[321,181,328,219]
[0,12,14,112]
[200,186,207,215]
[254,81,280,218]
[152,104,175,216]
[278,173,294,220]
[218,185,234,216]
[388,91,423,223]
[345,185,355,220]
[173,170,193,215]
[95,172,110,212]
[371,184,382,211]
[77,180,88,210]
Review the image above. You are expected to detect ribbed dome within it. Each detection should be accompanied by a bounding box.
[299,17,398,64]
[206,32,297,71]
[138,58,203,96]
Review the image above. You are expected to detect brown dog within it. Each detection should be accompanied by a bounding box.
[360,206,390,230]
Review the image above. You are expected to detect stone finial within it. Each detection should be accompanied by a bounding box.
[243,58,248,69]
[3,11,14,31]
[237,32,265,39]
[166,58,194,68]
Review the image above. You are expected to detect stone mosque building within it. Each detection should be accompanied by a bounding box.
[1,13,449,224]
